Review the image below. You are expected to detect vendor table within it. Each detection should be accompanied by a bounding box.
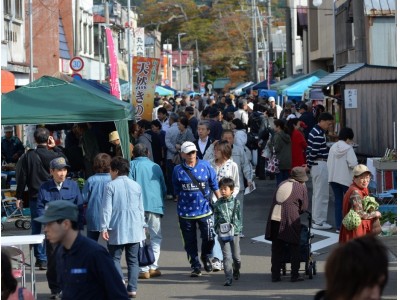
[1,234,45,298]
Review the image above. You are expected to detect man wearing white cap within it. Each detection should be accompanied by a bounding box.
[268,97,282,119]
[172,141,221,277]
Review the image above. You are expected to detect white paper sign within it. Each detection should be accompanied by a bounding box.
[344,89,357,109]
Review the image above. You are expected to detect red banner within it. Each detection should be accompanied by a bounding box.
[131,57,160,121]
[105,28,121,100]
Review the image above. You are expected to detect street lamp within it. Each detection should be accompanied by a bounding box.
[178,33,186,92]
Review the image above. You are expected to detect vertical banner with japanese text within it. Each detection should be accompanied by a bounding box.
[134,27,145,57]
[105,28,121,100]
[131,57,160,121]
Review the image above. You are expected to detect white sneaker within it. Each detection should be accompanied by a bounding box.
[312,222,332,230]
[166,195,174,200]
[211,258,222,272]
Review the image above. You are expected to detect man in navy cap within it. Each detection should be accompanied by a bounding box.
[35,200,129,300]
[37,157,83,299]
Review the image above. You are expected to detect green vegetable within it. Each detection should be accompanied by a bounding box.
[362,196,379,213]
[342,209,361,230]
[380,211,397,225]
[77,178,85,190]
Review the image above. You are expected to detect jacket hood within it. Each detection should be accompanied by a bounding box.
[234,130,247,147]
[330,140,352,158]
[277,131,291,144]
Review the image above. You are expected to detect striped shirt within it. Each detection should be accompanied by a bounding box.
[306,125,328,167]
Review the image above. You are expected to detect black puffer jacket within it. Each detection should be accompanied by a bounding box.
[15,145,65,199]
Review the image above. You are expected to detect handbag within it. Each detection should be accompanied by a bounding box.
[138,240,155,267]
[266,147,280,174]
[342,209,361,230]
[218,198,238,243]
[371,218,382,235]
[261,144,271,159]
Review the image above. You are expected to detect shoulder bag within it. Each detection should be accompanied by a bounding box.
[266,147,280,174]
[218,198,238,243]
[182,166,208,199]
[138,240,155,267]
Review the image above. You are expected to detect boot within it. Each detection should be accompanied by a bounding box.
[233,261,241,280]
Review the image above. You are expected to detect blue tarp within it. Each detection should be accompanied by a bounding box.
[156,85,175,96]
[258,89,278,99]
[243,79,276,94]
[282,76,322,98]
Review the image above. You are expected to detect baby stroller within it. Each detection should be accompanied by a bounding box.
[280,211,316,279]
[1,192,31,231]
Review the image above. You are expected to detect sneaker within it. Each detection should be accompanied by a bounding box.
[49,292,61,299]
[166,195,174,200]
[271,277,281,282]
[335,229,340,233]
[211,258,222,272]
[128,291,137,298]
[233,268,240,280]
[239,233,245,238]
[35,260,47,270]
[223,279,233,286]
[312,222,332,230]
[190,268,202,277]
[201,257,213,272]
[138,272,150,279]
[149,269,161,278]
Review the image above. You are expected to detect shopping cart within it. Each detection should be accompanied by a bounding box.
[1,193,31,231]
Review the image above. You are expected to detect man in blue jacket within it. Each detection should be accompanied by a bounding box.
[37,157,83,299]
[35,200,129,300]
[172,141,221,277]
[129,143,167,279]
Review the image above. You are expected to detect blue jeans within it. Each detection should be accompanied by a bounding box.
[140,212,162,272]
[30,199,47,262]
[178,215,215,270]
[330,182,349,230]
[276,170,290,186]
[107,243,140,293]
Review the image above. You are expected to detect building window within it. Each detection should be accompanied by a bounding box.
[4,0,11,15]
[89,25,93,55]
[15,0,23,19]
[83,23,88,54]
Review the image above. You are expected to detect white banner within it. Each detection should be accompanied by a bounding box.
[134,27,145,57]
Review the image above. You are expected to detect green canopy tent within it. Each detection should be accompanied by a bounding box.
[1,76,135,159]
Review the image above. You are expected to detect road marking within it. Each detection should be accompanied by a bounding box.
[251,229,339,252]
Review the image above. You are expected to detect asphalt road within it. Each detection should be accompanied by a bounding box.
[2,177,397,300]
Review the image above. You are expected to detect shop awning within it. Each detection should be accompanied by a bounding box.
[1,70,15,93]
[311,63,365,88]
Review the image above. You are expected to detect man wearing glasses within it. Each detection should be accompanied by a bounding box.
[172,141,221,277]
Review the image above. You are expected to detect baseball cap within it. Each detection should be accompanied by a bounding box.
[35,200,78,223]
[291,167,308,182]
[268,96,275,102]
[109,130,120,142]
[353,164,371,177]
[50,157,70,169]
[181,141,197,154]
[3,126,13,132]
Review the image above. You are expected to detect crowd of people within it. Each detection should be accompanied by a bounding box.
[2,91,387,299]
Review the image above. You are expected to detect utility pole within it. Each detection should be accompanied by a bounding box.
[178,33,186,92]
[285,0,293,76]
[105,0,110,25]
[195,39,201,91]
[251,0,258,83]
[267,0,273,88]
[127,0,132,101]
[74,0,80,56]
[29,0,33,82]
